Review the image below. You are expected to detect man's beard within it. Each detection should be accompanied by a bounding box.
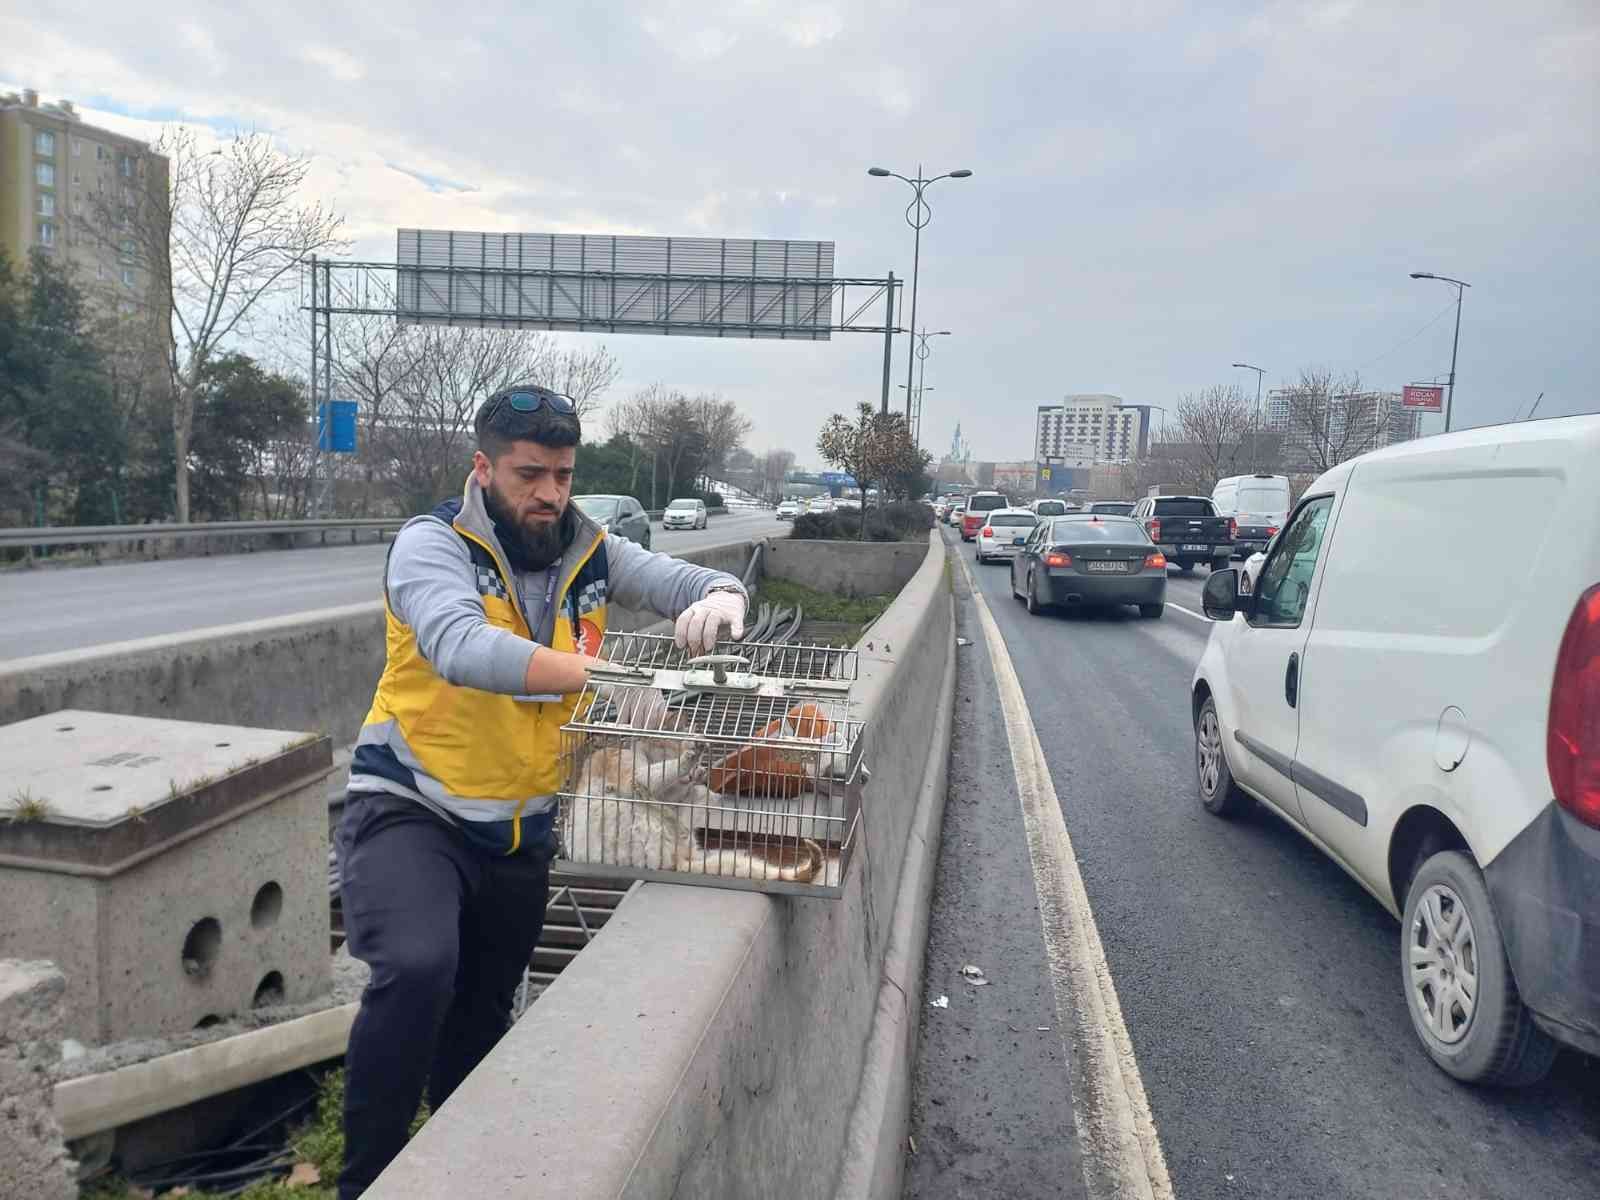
[484,481,569,570]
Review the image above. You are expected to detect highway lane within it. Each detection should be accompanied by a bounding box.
[918,531,1597,1200]
[0,510,786,661]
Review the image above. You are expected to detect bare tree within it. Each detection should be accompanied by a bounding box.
[691,393,752,482]
[605,384,671,498]
[84,128,347,521]
[378,328,553,513]
[762,448,796,501]
[332,307,427,515]
[542,344,620,418]
[1173,384,1253,487]
[1281,367,1386,472]
[653,392,706,502]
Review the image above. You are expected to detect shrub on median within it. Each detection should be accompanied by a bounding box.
[790,501,933,542]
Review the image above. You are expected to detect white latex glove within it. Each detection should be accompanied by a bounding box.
[674,588,747,655]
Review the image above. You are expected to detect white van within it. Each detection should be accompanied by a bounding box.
[1211,473,1292,558]
[1191,416,1600,1086]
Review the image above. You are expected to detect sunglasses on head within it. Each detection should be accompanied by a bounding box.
[494,388,577,416]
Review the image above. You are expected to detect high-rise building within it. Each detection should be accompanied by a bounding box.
[1263,388,1422,468]
[1376,393,1422,447]
[1035,394,1144,464]
[1,87,169,319]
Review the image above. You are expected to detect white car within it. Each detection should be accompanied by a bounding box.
[1192,414,1600,1086]
[662,498,707,530]
[974,508,1038,564]
[808,497,834,514]
[776,500,801,521]
[835,496,862,513]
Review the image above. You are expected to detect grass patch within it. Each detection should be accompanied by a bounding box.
[756,577,892,630]
[5,786,53,822]
[80,1070,429,1200]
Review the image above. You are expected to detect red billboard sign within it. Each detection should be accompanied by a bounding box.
[1402,385,1445,411]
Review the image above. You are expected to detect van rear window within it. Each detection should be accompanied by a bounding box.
[968,494,1008,513]
[1239,484,1288,511]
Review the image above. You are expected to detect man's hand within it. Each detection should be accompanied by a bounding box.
[674,588,747,656]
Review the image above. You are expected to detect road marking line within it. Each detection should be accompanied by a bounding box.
[956,551,1175,1200]
[1167,602,1210,622]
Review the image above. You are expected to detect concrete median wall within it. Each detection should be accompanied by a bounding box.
[764,538,927,598]
[370,531,955,1200]
[0,541,759,746]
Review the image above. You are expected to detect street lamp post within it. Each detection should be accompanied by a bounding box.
[898,384,936,446]
[1145,403,1171,442]
[1232,362,1266,471]
[911,327,951,448]
[1409,272,1471,433]
[868,165,972,424]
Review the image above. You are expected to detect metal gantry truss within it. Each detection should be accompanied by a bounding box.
[303,256,906,445]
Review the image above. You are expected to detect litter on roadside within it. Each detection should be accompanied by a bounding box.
[959,964,989,986]
[930,994,949,1009]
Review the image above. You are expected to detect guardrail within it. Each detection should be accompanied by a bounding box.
[0,518,409,551]
[1,507,744,552]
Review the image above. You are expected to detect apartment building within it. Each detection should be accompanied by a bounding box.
[1035,394,1145,464]
[0,87,168,318]
[1263,388,1423,468]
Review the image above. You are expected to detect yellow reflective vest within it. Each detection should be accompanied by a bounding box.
[351,482,608,855]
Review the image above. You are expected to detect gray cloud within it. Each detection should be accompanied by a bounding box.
[5,0,1596,463]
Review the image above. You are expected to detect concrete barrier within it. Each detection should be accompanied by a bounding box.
[369,531,955,1199]
[0,541,759,746]
[763,538,927,597]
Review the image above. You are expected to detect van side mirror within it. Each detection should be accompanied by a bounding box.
[1202,568,1245,621]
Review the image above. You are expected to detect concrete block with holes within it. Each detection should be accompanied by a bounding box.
[0,711,332,1044]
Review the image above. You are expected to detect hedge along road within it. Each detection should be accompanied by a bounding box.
[0,510,786,661]
[910,530,1597,1200]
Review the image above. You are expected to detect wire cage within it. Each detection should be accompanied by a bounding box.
[557,631,866,897]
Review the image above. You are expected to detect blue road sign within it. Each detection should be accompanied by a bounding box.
[317,400,357,453]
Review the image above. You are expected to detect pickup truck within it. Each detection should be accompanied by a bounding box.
[1129,495,1235,572]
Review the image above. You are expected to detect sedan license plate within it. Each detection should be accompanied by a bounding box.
[1181,543,1208,552]
[1086,560,1128,573]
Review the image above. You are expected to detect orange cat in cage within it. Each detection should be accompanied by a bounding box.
[707,702,833,798]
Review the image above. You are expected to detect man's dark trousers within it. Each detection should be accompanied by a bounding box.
[336,792,553,1199]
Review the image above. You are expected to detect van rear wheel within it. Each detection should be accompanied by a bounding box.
[1400,850,1557,1087]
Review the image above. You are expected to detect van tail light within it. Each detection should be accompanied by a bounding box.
[1148,518,1161,542]
[1228,517,1238,540]
[1266,525,1280,538]
[1549,583,1600,828]
[1143,552,1167,569]
[1044,551,1072,568]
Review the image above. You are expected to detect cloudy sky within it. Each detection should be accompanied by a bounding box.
[6,1,1596,464]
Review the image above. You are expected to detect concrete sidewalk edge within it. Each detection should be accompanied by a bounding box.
[833,556,957,1200]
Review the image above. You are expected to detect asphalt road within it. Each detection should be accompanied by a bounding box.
[907,529,1598,1200]
[0,510,786,660]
